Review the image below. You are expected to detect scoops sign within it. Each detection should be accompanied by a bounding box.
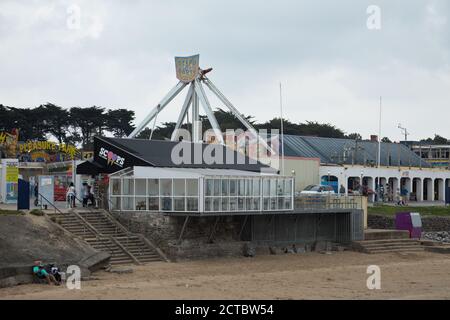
[98,147,125,167]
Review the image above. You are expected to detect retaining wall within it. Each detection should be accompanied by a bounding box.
[368,214,450,231]
[111,211,243,260]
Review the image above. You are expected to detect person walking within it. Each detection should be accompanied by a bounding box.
[396,188,403,206]
[87,184,96,207]
[339,184,346,196]
[82,183,89,207]
[401,187,409,206]
[66,182,76,208]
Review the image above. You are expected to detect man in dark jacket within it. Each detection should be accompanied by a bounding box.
[34,182,39,207]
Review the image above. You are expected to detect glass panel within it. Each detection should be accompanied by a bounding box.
[148,179,159,196]
[221,179,229,196]
[213,198,220,211]
[186,179,198,196]
[285,179,292,196]
[270,179,276,196]
[111,196,121,210]
[205,179,213,196]
[245,179,252,196]
[135,179,146,196]
[161,197,172,211]
[245,198,252,210]
[253,179,260,196]
[277,179,284,196]
[284,197,292,210]
[278,197,285,210]
[161,179,172,196]
[205,197,212,212]
[238,197,244,210]
[123,179,134,195]
[173,179,185,196]
[229,179,237,196]
[174,197,185,211]
[229,197,237,211]
[263,179,270,196]
[238,180,245,196]
[270,197,277,210]
[253,197,260,211]
[148,197,159,211]
[221,197,229,211]
[135,197,147,210]
[187,198,198,211]
[122,197,134,210]
[213,179,221,196]
[263,198,269,210]
[112,179,121,195]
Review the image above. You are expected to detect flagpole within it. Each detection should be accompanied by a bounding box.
[279,82,285,176]
[377,96,382,202]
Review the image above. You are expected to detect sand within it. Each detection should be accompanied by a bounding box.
[1,251,450,299]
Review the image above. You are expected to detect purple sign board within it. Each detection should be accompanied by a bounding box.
[395,212,422,239]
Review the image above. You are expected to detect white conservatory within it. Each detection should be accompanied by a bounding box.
[109,166,294,213]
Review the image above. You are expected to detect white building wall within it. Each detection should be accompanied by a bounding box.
[319,164,450,202]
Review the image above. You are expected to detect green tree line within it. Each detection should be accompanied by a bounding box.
[1,104,447,147]
[0,103,135,148]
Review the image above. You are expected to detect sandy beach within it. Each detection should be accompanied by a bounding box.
[1,251,450,300]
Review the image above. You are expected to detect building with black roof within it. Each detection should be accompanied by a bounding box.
[77,136,273,175]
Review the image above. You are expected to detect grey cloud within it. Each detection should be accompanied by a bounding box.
[0,0,448,140]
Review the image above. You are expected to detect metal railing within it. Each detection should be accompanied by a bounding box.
[38,193,66,216]
[74,194,126,237]
[294,194,364,211]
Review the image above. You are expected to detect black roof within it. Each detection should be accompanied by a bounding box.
[78,136,272,175]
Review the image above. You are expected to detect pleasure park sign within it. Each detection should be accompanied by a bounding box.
[175,55,200,83]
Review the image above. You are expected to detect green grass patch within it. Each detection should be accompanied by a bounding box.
[368,205,450,217]
[0,209,25,216]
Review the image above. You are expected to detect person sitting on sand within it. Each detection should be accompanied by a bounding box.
[32,261,60,285]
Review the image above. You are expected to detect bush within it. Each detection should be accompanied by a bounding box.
[29,209,45,216]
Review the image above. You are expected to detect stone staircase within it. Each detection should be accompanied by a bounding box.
[352,238,424,254]
[115,235,163,263]
[85,237,134,265]
[78,211,128,237]
[47,210,168,265]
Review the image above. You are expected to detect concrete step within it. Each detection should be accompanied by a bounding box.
[136,256,160,262]
[359,240,421,248]
[130,251,157,256]
[366,247,424,254]
[364,244,423,250]
[353,238,425,254]
[110,258,135,264]
[364,229,410,240]
[58,217,79,221]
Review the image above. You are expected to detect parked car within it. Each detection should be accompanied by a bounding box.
[300,184,335,195]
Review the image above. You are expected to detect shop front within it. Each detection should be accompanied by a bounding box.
[0,159,19,204]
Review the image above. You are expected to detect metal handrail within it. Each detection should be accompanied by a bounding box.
[74,194,129,236]
[38,192,66,216]
[95,192,113,211]
[294,194,365,211]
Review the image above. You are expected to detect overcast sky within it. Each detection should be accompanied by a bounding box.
[0,0,449,141]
